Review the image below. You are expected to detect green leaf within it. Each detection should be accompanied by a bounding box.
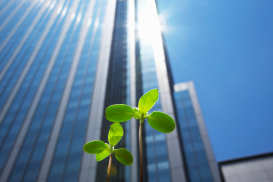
[138,89,158,113]
[96,144,111,161]
[108,123,123,146]
[105,104,134,122]
[114,148,133,166]
[147,111,175,133]
[133,108,140,119]
[83,140,108,154]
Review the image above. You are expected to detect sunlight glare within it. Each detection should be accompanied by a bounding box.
[95,20,99,28]
[45,1,51,7]
[87,19,92,27]
[158,15,166,32]
[71,13,75,20]
[57,5,62,14]
[62,7,67,17]
[50,1,56,10]
[137,3,166,42]
[77,15,81,23]
[143,0,166,69]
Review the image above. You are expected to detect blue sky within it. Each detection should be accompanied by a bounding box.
[157,0,273,161]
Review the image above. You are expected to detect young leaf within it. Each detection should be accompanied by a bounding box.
[83,140,108,154]
[147,111,175,133]
[105,104,134,122]
[96,144,111,161]
[133,108,140,119]
[114,148,133,166]
[138,89,158,113]
[108,123,123,146]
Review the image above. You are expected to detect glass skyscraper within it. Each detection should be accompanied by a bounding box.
[0,0,221,182]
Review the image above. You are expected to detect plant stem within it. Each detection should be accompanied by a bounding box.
[139,118,144,182]
[106,153,112,182]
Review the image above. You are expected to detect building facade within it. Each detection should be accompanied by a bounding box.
[0,0,220,182]
[173,82,221,182]
[220,153,273,182]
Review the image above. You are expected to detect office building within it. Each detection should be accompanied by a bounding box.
[220,152,273,182]
[0,0,221,181]
[173,82,221,182]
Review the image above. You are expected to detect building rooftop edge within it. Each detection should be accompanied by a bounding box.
[173,81,193,92]
[219,151,273,165]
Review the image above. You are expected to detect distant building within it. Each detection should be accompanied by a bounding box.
[220,152,273,182]
[0,0,220,181]
[173,82,221,182]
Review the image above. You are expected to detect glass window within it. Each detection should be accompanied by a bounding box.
[155,141,167,156]
[63,171,78,182]
[185,150,197,168]
[199,165,213,179]
[189,167,201,182]
[146,144,155,158]
[154,133,165,142]
[158,169,171,182]
[188,117,197,127]
[145,135,153,143]
[195,150,209,165]
[183,98,192,107]
[55,142,69,155]
[157,161,169,171]
[181,90,190,99]
[190,126,201,140]
[147,163,156,173]
[47,173,62,182]
[185,107,195,118]
[23,165,40,182]
[70,139,83,153]
[193,140,204,151]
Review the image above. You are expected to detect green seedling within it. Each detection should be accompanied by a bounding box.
[105,89,175,182]
[83,122,133,182]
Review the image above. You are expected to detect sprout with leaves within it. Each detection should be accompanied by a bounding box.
[83,123,133,182]
[105,89,175,182]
